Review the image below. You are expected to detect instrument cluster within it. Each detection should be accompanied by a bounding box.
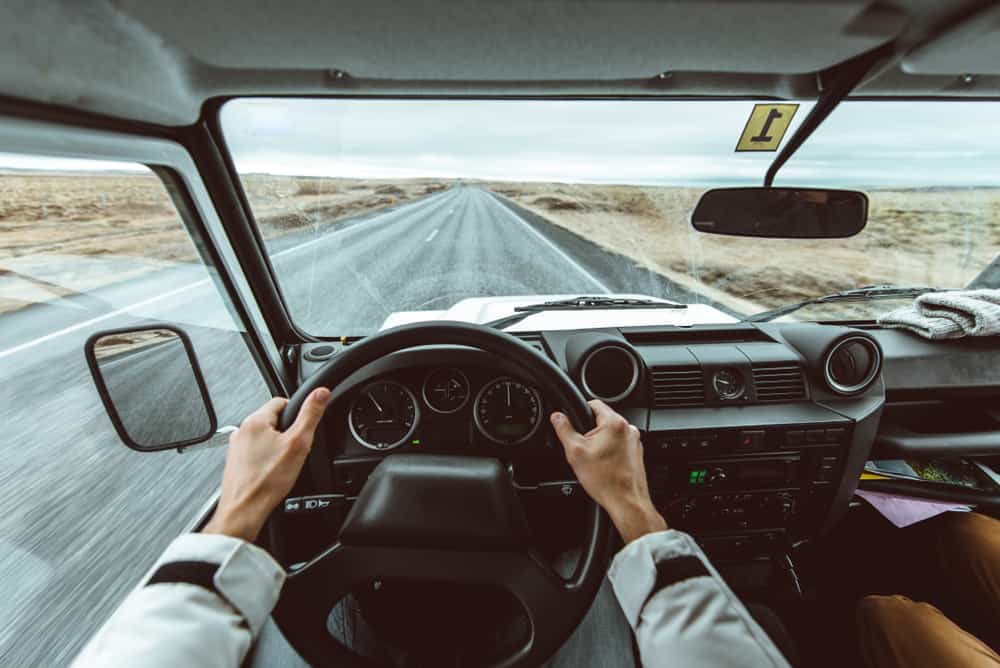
[342,366,546,454]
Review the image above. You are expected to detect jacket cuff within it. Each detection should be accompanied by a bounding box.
[149,533,285,637]
[608,529,710,629]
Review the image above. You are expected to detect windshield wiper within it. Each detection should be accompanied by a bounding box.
[486,296,686,330]
[746,285,949,323]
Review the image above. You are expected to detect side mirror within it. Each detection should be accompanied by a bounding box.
[691,187,868,238]
[85,325,218,452]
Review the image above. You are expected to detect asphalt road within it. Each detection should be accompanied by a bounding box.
[0,185,700,666]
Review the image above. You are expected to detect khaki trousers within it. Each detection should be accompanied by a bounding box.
[857,512,1000,667]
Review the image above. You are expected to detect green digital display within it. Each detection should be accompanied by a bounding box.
[495,423,530,436]
[688,469,707,485]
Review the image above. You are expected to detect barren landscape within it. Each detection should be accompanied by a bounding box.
[3,171,998,318]
[2,170,999,667]
[0,173,434,313]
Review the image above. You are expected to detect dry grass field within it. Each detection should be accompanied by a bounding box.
[491,183,1000,306]
[487,181,1000,315]
[3,171,997,318]
[0,172,434,313]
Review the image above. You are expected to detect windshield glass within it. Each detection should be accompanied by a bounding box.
[221,99,1000,334]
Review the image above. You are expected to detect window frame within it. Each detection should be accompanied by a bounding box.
[0,102,287,395]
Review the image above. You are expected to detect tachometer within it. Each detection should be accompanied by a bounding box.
[348,380,419,451]
[473,377,542,445]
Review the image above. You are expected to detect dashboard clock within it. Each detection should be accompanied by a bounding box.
[712,368,745,400]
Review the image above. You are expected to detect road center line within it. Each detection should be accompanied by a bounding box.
[425,228,439,242]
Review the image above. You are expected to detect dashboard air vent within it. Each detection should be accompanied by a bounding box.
[752,364,806,402]
[513,332,546,353]
[823,335,881,395]
[650,367,706,407]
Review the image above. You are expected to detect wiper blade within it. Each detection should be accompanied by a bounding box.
[486,295,686,330]
[746,285,948,323]
[514,296,686,312]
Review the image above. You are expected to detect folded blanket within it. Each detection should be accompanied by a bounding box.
[878,289,1000,339]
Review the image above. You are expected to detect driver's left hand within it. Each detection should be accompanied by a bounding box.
[203,388,331,542]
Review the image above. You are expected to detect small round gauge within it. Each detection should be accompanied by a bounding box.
[712,368,745,400]
[473,377,543,445]
[348,380,419,451]
[422,368,470,414]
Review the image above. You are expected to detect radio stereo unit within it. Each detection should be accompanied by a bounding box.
[645,423,852,555]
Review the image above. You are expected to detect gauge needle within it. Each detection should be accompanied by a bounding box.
[368,392,384,413]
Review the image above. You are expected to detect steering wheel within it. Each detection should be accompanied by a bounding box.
[270,321,613,668]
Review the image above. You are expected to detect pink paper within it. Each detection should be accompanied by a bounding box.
[855,489,969,528]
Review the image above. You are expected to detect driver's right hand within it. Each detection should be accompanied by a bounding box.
[550,400,667,544]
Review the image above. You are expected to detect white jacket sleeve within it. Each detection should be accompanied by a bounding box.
[72,532,285,668]
[608,529,790,668]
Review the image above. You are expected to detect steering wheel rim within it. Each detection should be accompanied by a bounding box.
[270,321,613,668]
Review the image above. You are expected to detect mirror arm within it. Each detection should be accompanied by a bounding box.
[763,42,896,187]
[176,426,237,454]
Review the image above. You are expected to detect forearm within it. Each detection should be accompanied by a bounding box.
[73,533,284,668]
[609,530,789,668]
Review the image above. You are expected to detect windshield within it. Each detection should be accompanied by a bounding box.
[221,99,1000,334]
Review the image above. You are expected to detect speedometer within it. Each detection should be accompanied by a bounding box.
[348,380,419,451]
[473,377,542,445]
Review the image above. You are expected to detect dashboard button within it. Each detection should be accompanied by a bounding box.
[738,430,765,450]
[815,469,836,482]
[785,430,805,446]
[284,494,344,515]
[806,429,825,444]
[538,481,580,498]
[695,434,716,451]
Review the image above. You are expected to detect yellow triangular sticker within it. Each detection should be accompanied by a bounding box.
[736,103,799,152]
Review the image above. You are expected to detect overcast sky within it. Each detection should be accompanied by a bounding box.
[4,99,999,186]
[219,99,1000,187]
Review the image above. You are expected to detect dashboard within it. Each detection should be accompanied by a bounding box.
[283,321,1000,565]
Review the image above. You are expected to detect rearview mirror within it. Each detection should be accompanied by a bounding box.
[85,325,217,452]
[691,187,868,238]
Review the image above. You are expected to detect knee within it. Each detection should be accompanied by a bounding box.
[941,511,997,546]
[857,594,916,627]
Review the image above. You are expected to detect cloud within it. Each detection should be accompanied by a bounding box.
[5,100,1000,188]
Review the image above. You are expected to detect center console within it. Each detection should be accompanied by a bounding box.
[647,421,852,558]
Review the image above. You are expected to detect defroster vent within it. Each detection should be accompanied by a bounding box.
[513,332,546,354]
[650,367,706,407]
[752,364,806,402]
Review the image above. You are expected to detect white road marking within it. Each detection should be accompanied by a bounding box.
[0,191,458,361]
[488,193,611,293]
[271,234,330,258]
[425,228,439,242]
[0,281,207,361]
[0,188,600,361]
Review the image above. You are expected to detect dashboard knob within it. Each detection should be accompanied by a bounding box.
[708,467,727,484]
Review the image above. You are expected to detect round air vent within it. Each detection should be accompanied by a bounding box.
[303,344,336,362]
[824,335,881,395]
[580,345,640,403]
